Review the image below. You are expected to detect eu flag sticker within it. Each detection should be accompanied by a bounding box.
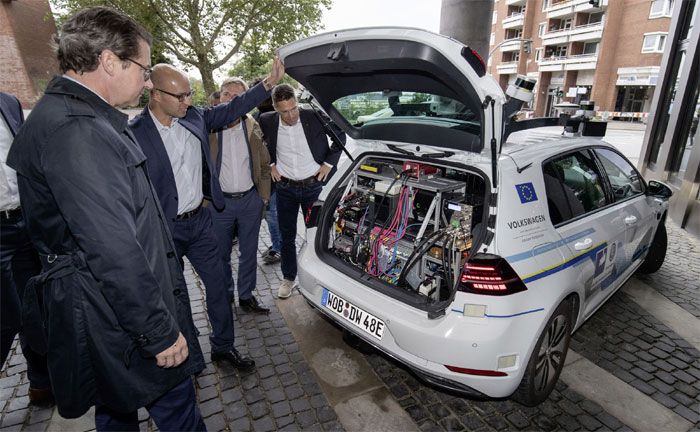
[516,182,538,203]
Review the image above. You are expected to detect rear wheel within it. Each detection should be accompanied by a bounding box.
[637,223,667,274]
[513,299,572,406]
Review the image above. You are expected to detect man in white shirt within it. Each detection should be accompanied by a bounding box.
[258,84,344,299]
[0,92,52,407]
[209,77,271,314]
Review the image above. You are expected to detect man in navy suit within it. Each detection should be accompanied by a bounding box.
[129,61,284,370]
[258,84,344,299]
[0,92,53,406]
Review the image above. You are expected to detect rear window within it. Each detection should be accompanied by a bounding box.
[332,91,480,129]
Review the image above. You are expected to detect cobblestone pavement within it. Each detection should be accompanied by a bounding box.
[1,220,699,431]
[636,223,700,318]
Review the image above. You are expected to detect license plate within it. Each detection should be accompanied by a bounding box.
[321,288,385,340]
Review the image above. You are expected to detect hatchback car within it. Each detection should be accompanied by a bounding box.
[278,27,671,406]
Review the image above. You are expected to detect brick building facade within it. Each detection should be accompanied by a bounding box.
[488,0,672,119]
[0,0,59,108]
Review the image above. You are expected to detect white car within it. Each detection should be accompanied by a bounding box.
[279,28,672,406]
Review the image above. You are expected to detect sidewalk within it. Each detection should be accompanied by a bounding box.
[2,216,698,431]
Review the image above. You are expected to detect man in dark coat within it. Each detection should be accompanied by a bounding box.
[129,60,283,370]
[259,84,345,299]
[0,92,53,407]
[6,8,205,431]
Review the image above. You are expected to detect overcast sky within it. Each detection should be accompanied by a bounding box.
[320,0,442,34]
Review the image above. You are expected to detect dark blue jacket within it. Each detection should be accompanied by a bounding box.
[258,108,345,181]
[0,92,24,137]
[129,83,269,233]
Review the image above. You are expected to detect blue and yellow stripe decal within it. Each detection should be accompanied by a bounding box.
[520,241,608,284]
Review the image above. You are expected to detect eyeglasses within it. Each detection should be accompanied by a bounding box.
[124,58,152,82]
[155,88,194,103]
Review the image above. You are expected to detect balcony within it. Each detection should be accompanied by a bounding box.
[506,0,526,5]
[565,53,598,70]
[569,21,604,42]
[503,12,525,29]
[500,38,523,52]
[538,53,598,71]
[546,0,603,19]
[542,20,604,45]
[497,62,519,75]
[539,56,567,71]
[542,28,570,45]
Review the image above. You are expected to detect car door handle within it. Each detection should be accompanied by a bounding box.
[624,215,638,225]
[574,238,593,251]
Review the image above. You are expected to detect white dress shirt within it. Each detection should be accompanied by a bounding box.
[149,109,202,214]
[219,122,254,194]
[0,114,20,211]
[274,120,321,180]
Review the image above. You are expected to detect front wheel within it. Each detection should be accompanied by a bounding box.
[513,299,572,406]
[637,222,667,274]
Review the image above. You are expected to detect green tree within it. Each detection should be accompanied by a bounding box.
[49,0,330,95]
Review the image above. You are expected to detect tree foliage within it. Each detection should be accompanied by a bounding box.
[49,0,330,94]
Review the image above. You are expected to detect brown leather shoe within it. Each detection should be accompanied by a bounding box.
[28,387,54,407]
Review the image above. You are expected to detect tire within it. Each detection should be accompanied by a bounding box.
[513,299,572,406]
[637,222,667,274]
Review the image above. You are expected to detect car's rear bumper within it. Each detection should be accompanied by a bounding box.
[297,238,548,398]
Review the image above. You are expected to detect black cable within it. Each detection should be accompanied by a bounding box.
[397,229,446,287]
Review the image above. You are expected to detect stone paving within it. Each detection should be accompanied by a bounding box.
[1,219,699,431]
[636,222,700,318]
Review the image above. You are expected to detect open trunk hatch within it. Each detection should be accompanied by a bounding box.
[315,153,489,316]
[279,28,498,155]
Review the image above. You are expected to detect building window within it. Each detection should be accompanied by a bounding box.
[588,12,604,24]
[490,32,495,45]
[563,18,573,29]
[543,0,549,11]
[650,0,674,18]
[583,42,599,55]
[539,23,546,37]
[493,11,498,24]
[642,33,667,53]
[536,48,543,61]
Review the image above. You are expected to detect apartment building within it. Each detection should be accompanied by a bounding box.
[488,0,673,119]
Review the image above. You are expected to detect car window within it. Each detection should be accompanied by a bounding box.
[593,148,644,201]
[332,91,479,128]
[543,151,607,225]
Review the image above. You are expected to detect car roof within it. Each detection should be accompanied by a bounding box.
[502,133,615,167]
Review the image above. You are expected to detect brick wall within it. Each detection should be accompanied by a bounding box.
[0,0,59,108]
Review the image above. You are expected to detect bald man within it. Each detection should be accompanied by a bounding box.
[129,60,284,371]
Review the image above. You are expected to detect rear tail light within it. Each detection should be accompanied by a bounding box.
[457,255,527,296]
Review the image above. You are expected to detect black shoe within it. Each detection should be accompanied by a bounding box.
[239,296,270,314]
[263,249,281,264]
[211,349,255,371]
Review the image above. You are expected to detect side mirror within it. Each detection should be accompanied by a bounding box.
[647,180,673,198]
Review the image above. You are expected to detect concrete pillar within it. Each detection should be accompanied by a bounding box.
[439,0,494,59]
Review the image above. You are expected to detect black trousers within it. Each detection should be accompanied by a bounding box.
[0,212,50,388]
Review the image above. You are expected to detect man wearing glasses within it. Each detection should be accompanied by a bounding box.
[7,7,206,430]
[129,61,284,372]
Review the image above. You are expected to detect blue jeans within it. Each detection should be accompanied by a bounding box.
[265,188,281,252]
[275,180,322,281]
[95,378,205,431]
[210,189,263,301]
[171,209,234,353]
[0,213,50,389]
